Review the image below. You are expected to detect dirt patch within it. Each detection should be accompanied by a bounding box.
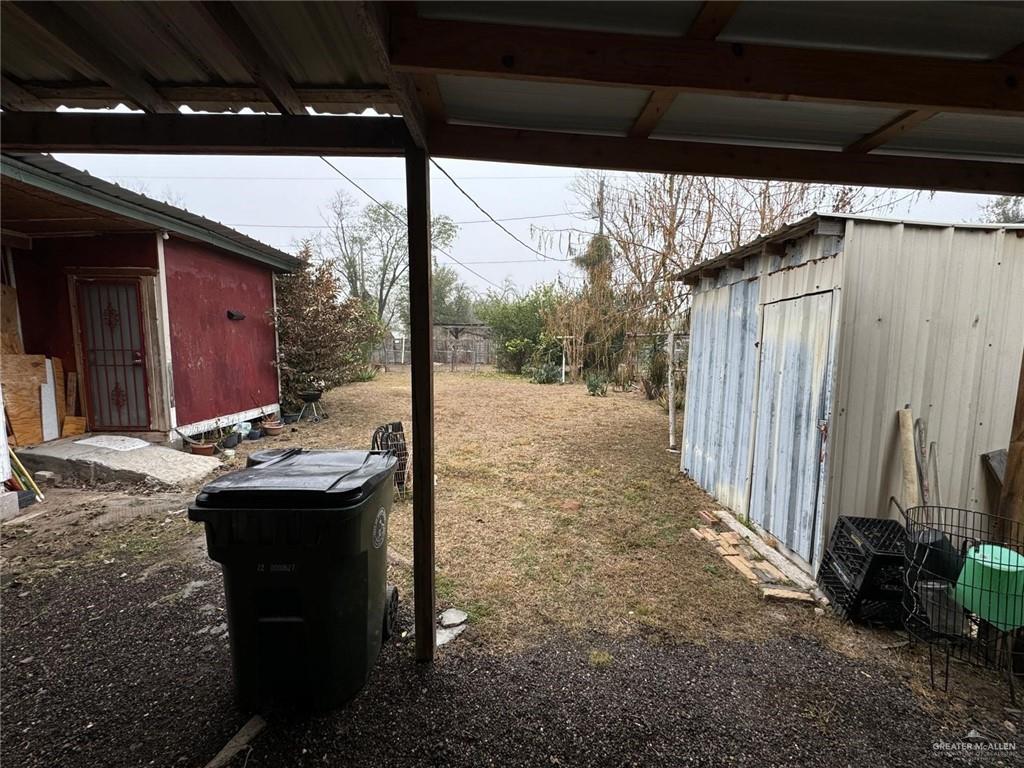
[215,370,797,649]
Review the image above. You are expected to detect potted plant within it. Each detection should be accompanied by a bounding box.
[188,429,217,455]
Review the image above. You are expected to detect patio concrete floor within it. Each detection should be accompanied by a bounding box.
[15,435,219,487]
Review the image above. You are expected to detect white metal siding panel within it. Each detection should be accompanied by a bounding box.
[827,223,1024,536]
[682,276,759,514]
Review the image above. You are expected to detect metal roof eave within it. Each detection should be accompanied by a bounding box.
[0,154,299,272]
[676,214,826,281]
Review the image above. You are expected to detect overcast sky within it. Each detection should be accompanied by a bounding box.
[53,152,995,295]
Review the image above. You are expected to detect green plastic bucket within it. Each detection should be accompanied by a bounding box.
[953,544,1024,632]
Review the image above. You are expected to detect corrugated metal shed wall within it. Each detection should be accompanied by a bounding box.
[749,291,836,564]
[683,218,1023,571]
[682,263,760,515]
[826,221,1024,535]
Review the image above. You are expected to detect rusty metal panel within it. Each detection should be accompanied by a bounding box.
[682,276,759,515]
[749,292,835,563]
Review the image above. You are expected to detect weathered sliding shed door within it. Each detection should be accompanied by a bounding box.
[749,292,835,565]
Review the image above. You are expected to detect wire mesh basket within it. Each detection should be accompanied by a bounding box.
[902,503,1024,701]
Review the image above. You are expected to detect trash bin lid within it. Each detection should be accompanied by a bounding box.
[192,449,397,511]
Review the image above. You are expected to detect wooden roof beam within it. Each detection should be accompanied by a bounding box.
[390,3,447,128]
[343,2,429,148]
[628,2,741,138]
[194,2,305,116]
[6,3,177,114]
[844,109,938,154]
[429,124,1024,195]
[0,113,411,155]
[629,90,676,139]
[391,16,1024,117]
[846,39,1022,154]
[0,228,32,251]
[687,1,742,40]
[0,76,48,112]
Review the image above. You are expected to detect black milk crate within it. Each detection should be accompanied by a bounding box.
[825,516,905,602]
[817,551,902,627]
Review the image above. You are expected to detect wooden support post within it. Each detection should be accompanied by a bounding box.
[1000,348,1024,532]
[405,144,436,662]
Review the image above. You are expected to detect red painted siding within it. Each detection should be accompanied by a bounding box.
[163,236,278,426]
[14,234,157,374]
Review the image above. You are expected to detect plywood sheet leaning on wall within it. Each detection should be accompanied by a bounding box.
[53,358,66,427]
[66,371,78,417]
[1,354,47,446]
[1,285,24,354]
[61,415,86,437]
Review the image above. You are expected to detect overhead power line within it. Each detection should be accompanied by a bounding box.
[318,156,503,290]
[430,158,573,263]
[105,173,584,182]
[225,211,585,229]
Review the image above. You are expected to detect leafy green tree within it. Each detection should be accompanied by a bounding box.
[476,285,559,374]
[272,243,383,408]
[397,262,476,330]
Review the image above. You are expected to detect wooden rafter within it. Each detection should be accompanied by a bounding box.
[629,1,741,139]
[341,2,429,148]
[390,16,1024,117]
[194,2,305,116]
[629,90,677,139]
[0,113,411,155]
[844,109,938,154]
[0,75,48,112]
[845,36,1024,154]
[6,2,176,114]
[428,123,1024,195]
[687,1,742,40]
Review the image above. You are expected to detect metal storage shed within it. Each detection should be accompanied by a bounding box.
[679,214,1024,573]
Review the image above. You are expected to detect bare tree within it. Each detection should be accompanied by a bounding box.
[541,172,923,378]
[317,190,457,328]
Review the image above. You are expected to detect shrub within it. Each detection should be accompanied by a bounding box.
[586,373,608,397]
[272,244,383,409]
[476,285,558,374]
[530,361,562,384]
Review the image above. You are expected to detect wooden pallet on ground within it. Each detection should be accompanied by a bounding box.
[688,524,816,604]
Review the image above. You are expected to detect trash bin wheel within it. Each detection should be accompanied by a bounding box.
[383,585,399,641]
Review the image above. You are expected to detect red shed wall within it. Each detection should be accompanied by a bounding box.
[14,233,157,374]
[162,237,278,426]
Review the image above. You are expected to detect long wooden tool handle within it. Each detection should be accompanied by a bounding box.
[898,409,920,509]
[8,447,44,502]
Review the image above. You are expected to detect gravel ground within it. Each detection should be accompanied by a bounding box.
[4,556,1020,768]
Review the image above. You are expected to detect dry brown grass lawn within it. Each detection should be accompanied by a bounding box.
[226,369,823,649]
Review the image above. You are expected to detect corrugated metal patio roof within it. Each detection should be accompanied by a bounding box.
[0,2,1020,193]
